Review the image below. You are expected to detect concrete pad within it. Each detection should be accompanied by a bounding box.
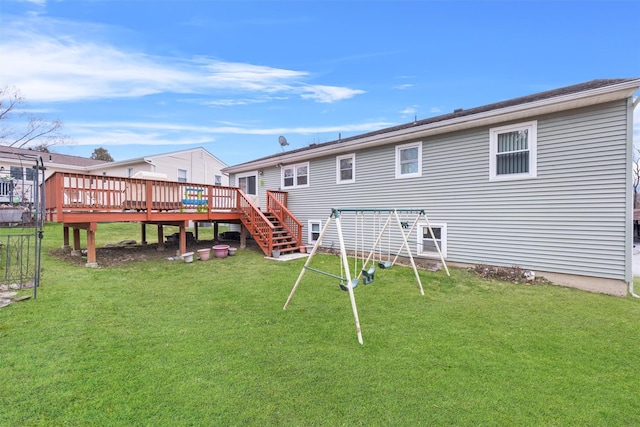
[265,253,309,262]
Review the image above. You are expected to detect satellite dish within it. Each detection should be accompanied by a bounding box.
[278,135,289,151]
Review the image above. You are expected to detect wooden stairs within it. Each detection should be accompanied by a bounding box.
[263,212,299,255]
[237,190,303,257]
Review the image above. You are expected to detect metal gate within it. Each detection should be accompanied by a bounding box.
[0,152,45,299]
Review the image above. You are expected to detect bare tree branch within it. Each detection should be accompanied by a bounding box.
[0,85,72,150]
[0,85,24,121]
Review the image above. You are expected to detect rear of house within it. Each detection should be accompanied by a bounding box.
[224,79,640,296]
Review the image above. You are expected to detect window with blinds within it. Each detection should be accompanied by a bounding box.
[489,121,537,181]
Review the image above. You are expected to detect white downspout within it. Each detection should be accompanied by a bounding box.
[630,282,640,299]
[631,95,640,298]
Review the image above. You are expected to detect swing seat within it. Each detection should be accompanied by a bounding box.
[339,278,359,292]
[362,265,375,285]
[378,260,392,269]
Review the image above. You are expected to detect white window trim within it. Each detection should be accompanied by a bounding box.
[237,171,258,196]
[336,153,356,184]
[281,162,310,189]
[308,220,322,244]
[489,120,537,181]
[177,168,188,183]
[416,222,447,259]
[395,141,423,179]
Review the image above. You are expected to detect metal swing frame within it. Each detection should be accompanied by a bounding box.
[283,208,449,345]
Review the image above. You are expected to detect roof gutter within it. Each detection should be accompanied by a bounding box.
[224,79,640,174]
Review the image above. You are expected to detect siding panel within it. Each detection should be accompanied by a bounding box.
[236,100,631,282]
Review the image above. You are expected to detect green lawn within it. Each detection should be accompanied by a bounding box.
[1,223,639,426]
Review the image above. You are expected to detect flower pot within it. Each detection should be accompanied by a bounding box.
[227,247,237,256]
[197,248,211,261]
[212,244,229,258]
[272,249,280,258]
[299,246,307,254]
[182,252,194,263]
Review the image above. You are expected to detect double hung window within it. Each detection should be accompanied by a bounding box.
[489,121,537,181]
[282,163,309,188]
[395,142,422,179]
[308,220,321,243]
[336,154,355,184]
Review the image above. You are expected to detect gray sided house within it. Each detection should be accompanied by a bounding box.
[224,79,640,296]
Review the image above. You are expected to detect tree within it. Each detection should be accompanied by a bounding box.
[90,147,114,162]
[31,143,51,153]
[0,85,70,150]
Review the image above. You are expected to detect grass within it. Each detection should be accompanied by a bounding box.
[1,222,640,425]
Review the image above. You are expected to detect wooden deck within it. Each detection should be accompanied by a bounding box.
[44,172,303,266]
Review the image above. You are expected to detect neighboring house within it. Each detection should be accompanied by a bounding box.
[223,79,640,296]
[89,147,229,186]
[0,146,108,204]
[0,147,229,204]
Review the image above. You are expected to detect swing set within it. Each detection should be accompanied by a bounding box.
[283,208,449,345]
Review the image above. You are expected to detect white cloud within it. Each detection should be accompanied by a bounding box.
[14,0,46,5]
[299,85,365,103]
[66,119,394,146]
[73,130,214,148]
[400,106,417,115]
[394,84,413,90]
[0,15,364,104]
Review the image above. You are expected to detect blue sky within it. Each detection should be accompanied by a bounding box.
[1,0,639,166]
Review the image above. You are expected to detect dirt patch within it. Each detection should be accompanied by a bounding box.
[48,239,248,268]
[473,263,551,285]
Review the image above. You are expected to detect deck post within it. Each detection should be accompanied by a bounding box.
[240,224,247,249]
[214,222,219,241]
[141,223,147,245]
[157,225,165,251]
[62,226,71,250]
[179,222,187,255]
[85,223,98,268]
[72,228,82,255]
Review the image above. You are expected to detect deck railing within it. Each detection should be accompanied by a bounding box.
[236,190,275,255]
[267,190,302,248]
[44,172,239,216]
[44,172,300,256]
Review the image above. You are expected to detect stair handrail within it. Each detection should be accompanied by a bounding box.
[266,190,303,248]
[236,190,275,256]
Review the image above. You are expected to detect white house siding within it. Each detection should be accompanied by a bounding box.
[248,100,630,283]
[90,148,229,186]
[93,162,152,178]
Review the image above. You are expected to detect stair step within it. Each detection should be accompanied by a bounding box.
[273,241,297,248]
[240,206,300,257]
